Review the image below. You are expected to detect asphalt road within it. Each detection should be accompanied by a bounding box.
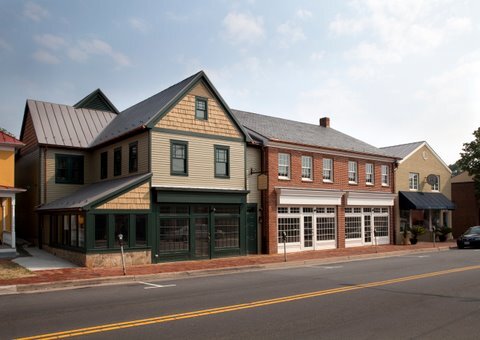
[2,248,480,340]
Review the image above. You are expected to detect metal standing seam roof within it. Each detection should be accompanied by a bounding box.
[232,109,393,158]
[380,141,425,159]
[26,99,117,148]
[36,173,152,211]
[399,191,455,210]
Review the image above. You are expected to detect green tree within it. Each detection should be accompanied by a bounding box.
[458,127,480,197]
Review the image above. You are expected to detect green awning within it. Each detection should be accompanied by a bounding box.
[399,191,455,210]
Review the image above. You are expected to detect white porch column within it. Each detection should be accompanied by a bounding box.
[1,198,5,233]
[11,196,16,249]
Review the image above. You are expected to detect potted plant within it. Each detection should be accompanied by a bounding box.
[408,225,426,245]
[435,225,452,242]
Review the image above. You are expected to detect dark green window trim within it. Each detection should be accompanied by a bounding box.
[129,141,138,173]
[114,147,122,177]
[214,145,230,178]
[195,96,208,120]
[55,154,84,184]
[100,151,108,179]
[170,140,188,176]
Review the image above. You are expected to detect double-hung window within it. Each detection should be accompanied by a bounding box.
[171,140,188,176]
[215,145,229,178]
[114,147,122,177]
[366,163,374,185]
[301,156,313,180]
[381,165,389,186]
[409,173,419,190]
[278,153,290,179]
[100,152,108,179]
[55,154,84,184]
[129,142,138,173]
[348,161,358,184]
[323,158,333,182]
[431,175,440,191]
[195,97,208,120]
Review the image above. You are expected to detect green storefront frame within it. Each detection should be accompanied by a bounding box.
[153,188,249,262]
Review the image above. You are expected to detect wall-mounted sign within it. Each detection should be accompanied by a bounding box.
[257,174,268,190]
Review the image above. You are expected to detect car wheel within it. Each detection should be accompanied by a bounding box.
[458,243,465,249]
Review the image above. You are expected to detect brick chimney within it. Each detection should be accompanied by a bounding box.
[320,117,330,128]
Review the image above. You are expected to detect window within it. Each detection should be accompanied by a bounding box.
[135,215,147,246]
[301,156,313,180]
[278,217,300,243]
[323,158,333,182]
[129,142,138,173]
[316,217,336,241]
[345,216,362,239]
[171,140,188,175]
[100,152,108,179]
[114,147,122,176]
[115,214,129,248]
[195,97,208,120]
[431,175,440,191]
[159,218,189,252]
[409,173,419,190]
[215,145,229,178]
[55,154,84,184]
[348,161,358,183]
[278,153,290,179]
[94,215,108,249]
[381,165,389,186]
[366,163,374,185]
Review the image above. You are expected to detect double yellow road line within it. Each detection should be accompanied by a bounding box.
[18,264,480,340]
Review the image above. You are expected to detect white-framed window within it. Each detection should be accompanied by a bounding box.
[381,165,389,186]
[366,163,374,185]
[409,173,419,190]
[348,161,357,184]
[278,153,290,179]
[431,175,440,191]
[323,158,333,182]
[301,156,313,180]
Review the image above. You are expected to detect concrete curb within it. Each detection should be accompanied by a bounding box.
[1,246,454,295]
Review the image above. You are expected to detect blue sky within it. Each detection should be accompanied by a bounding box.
[1,0,479,164]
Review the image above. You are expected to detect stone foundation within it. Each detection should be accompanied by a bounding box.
[42,245,87,266]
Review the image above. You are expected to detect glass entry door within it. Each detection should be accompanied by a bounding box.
[194,217,210,258]
[303,216,313,249]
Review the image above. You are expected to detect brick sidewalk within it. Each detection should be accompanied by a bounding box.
[0,242,456,288]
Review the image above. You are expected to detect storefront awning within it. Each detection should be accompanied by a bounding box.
[399,191,455,210]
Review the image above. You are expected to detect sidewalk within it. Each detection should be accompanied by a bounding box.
[0,242,456,294]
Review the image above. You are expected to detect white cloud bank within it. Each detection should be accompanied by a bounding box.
[222,12,265,45]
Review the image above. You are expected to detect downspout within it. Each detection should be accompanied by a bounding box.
[392,160,398,245]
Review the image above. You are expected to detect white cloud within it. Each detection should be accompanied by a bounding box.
[296,9,312,20]
[277,21,306,48]
[310,51,324,61]
[33,50,60,64]
[129,18,149,33]
[66,39,131,67]
[222,12,265,45]
[445,17,473,34]
[24,2,49,22]
[34,34,65,50]
[329,15,366,35]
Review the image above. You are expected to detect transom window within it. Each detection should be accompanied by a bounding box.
[409,173,419,190]
[323,158,333,182]
[195,97,208,120]
[55,154,84,184]
[301,156,313,180]
[278,153,290,179]
[215,145,229,178]
[348,161,358,183]
[381,165,389,186]
[366,163,374,184]
[171,140,188,176]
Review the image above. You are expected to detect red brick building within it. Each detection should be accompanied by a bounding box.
[233,110,398,254]
[452,171,480,237]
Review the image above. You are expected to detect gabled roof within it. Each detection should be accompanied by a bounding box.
[380,141,451,172]
[0,130,24,148]
[74,88,119,114]
[22,99,116,148]
[91,71,250,146]
[36,173,151,211]
[380,141,425,159]
[232,109,392,158]
[451,171,474,184]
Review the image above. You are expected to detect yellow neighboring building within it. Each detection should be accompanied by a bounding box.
[0,129,25,256]
[381,141,454,244]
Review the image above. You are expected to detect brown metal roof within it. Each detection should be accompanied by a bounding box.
[27,99,116,148]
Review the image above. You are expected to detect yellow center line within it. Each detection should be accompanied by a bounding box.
[16,264,480,340]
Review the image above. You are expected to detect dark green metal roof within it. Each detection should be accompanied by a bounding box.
[399,191,455,210]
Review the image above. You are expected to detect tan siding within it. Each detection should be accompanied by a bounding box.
[45,148,89,203]
[151,131,245,190]
[246,146,261,204]
[91,132,149,182]
[155,82,242,139]
[96,182,150,210]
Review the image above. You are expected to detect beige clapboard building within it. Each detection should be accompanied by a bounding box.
[16,72,260,267]
[381,142,454,243]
